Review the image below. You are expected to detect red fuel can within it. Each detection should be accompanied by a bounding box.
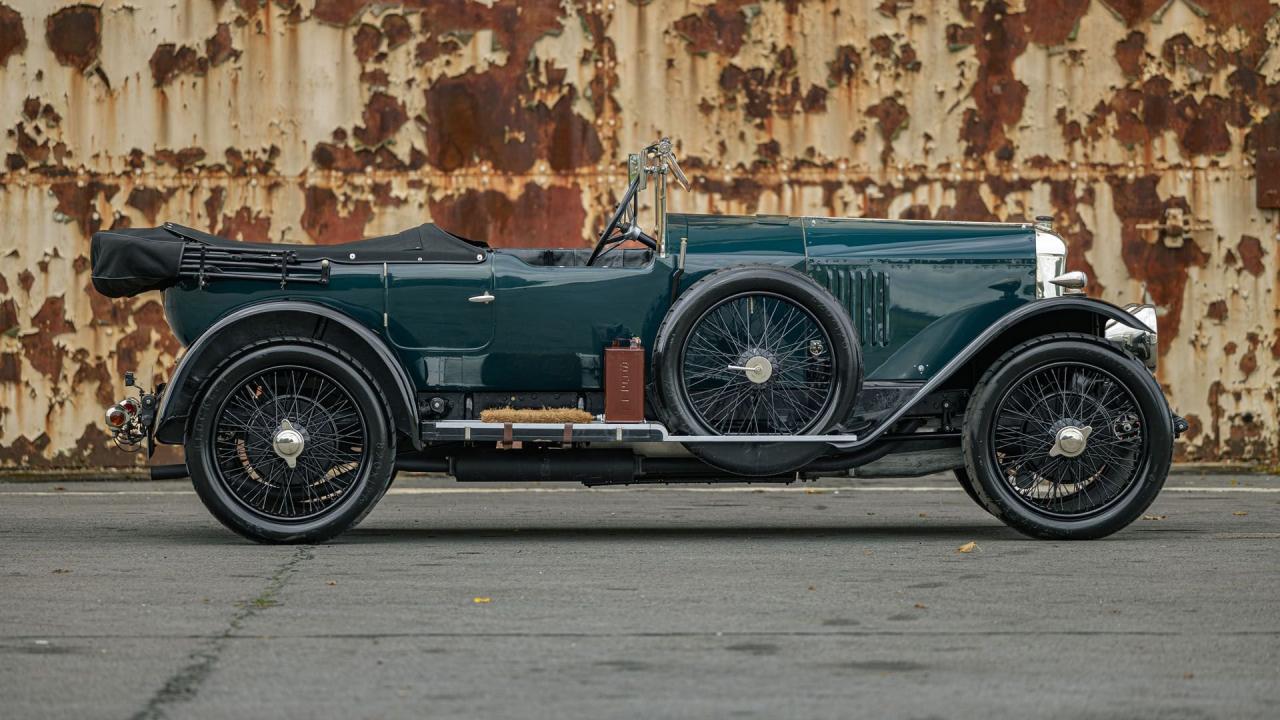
[604,338,645,423]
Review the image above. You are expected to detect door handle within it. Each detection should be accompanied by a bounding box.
[468,291,495,304]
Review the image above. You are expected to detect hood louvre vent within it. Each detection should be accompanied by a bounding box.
[811,263,891,347]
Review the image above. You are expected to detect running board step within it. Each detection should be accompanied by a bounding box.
[420,420,859,445]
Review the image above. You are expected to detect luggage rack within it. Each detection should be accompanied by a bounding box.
[164,224,331,288]
[420,420,859,445]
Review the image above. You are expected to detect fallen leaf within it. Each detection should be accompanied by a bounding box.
[1233,511,1248,517]
[957,541,978,554]
[918,512,928,518]
[1183,672,1195,679]
[805,488,826,495]
[1142,514,1167,521]
[52,486,66,492]
[51,568,70,574]
[914,602,927,609]
[473,596,492,604]
[326,580,337,586]
[807,585,816,591]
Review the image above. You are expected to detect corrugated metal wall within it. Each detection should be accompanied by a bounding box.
[1,0,1276,468]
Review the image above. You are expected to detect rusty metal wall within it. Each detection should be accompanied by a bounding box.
[0,0,1277,469]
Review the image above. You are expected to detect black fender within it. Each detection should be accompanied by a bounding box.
[153,300,421,449]
[836,296,1153,450]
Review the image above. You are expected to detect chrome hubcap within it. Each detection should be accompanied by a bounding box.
[727,355,773,384]
[1049,424,1092,458]
[272,419,306,469]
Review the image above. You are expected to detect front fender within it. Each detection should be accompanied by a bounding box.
[840,296,1157,449]
[154,300,421,448]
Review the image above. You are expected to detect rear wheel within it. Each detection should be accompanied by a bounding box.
[962,334,1172,539]
[187,340,395,543]
[654,266,862,476]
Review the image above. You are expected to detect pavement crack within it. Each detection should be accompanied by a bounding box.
[131,547,313,720]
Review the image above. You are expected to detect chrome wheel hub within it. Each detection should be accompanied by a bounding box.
[272,419,306,469]
[728,355,773,384]
[1048,424,1092,458]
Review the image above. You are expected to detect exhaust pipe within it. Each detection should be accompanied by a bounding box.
[449,452,797,486]
[452,450,638,485]
[149,463,189,481]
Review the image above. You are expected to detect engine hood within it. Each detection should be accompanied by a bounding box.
[669,212,1036,261]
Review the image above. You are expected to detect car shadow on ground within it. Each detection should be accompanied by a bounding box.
[338,523,1024,544]
[126,522,1026,545]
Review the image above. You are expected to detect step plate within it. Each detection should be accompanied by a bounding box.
[420,421,858,445]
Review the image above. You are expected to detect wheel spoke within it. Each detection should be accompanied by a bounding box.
[211,365,368,522]
[680,291,836,435]
[988,360,1147,518]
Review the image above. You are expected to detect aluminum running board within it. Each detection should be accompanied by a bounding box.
[420,420,858,445]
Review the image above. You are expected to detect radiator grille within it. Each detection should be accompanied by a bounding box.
[811,264,891,346]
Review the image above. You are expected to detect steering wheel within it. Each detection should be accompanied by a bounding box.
[586,175,656,266]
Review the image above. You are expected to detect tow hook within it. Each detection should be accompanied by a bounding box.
[1172,414,1189,437]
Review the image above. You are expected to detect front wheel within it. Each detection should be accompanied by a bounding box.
[962,334,1173,540]
[186,339,395,543]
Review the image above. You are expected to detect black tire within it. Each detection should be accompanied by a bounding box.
[187,338,396,543]
[962,333,1172,540]
[653,265,862,476]
[952,467,991,514]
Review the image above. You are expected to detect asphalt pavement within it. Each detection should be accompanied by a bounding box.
[1,472,1277,719]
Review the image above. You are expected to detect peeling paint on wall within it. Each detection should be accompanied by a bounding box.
[1,0,1277,468]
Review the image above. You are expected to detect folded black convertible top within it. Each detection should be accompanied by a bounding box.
[91,223,488,298]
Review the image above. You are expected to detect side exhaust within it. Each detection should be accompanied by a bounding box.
[149,463,189,481]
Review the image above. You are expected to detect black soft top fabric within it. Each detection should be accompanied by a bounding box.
[90,222,489,298]
[162,222,488,262]
[90,226,186,298]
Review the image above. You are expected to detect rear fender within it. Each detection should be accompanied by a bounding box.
[153,301,420,448]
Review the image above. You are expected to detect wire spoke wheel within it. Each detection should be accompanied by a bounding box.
[990,360,1147,518]
[210,365,368,522]
[679,291,837,435]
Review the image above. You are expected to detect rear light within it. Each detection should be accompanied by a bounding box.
[105,405,128,429]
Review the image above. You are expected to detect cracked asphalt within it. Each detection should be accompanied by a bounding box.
[1,472,1278,719]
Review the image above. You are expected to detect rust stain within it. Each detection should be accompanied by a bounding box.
[300,186,373,244]
[43,4,100,72]
[0,298,18,336]
[1113,31,1145,78]
[147,21,246,89]
[126,187,174,225]
[0,2,25,67]
[428,183,586,248]
[1109,176,1209,358]
[827,44,862,85]
[1236,235,1265,277]
[1256,112,1280,209]
[217,206,272,242]
[353,92,408,148]
[673,0,752,57]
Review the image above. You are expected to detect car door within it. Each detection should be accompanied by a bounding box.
[385,258,495,351]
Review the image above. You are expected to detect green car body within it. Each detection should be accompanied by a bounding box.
[90,139,1178,543]
[162,213,1037,392]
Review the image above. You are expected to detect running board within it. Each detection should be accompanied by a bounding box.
[420,420,859,445]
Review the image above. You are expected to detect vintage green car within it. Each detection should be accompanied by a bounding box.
[92,139,1182,543]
